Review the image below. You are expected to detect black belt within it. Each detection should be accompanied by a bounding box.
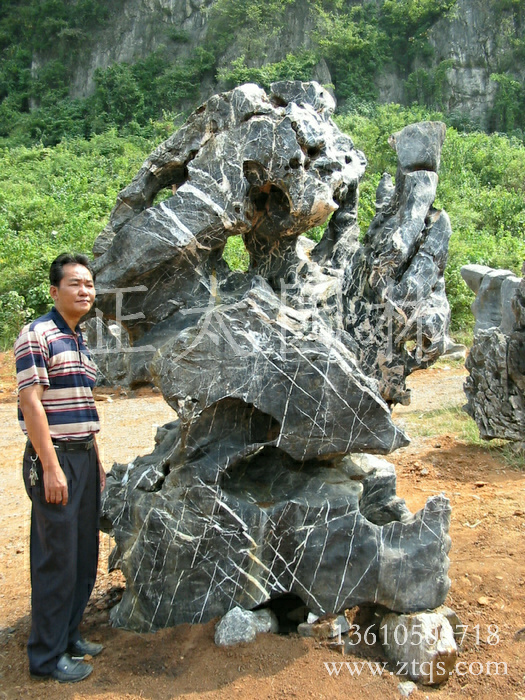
[26,437,95,453]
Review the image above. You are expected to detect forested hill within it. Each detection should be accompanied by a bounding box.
[1,0,525,145]
[0,0,524,351]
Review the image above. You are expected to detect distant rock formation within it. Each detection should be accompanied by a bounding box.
[462,263,525,444]
[94,82,453,630]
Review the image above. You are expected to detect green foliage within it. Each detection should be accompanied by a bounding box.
[313,3,386,101]
[155,48,215,106]
[0,291,33,350]
[208,0,296,59]
[489,72,525,133]
[92,63,146,129]
[0,0,522,145]
[0,1,524,347]
[218,52,318,91]
[404,60,454,110]
[0,130,154,346]
[380,0,458,68]
[222,236,250,272]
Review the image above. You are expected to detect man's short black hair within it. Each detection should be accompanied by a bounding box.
[49,253,95,288]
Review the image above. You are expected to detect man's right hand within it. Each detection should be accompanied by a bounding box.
[43,463,69,505]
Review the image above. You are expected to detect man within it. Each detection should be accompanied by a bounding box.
[14,252,106,683]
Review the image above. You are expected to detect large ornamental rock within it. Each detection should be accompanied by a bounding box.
[95,82,453,631]
[462,263,525,444]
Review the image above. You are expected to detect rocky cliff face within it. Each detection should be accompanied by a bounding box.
[65,0,523,123]
[65,0,213,98]
[379,0,523,126]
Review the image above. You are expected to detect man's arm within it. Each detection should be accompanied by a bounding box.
[19,384,69,505]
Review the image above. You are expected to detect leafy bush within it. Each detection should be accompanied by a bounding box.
[0,291,33,350]
[218,52,318,91]
[0,130,154,345]
[0,103,523,349]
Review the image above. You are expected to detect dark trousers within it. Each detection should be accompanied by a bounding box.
[22,443,100,675]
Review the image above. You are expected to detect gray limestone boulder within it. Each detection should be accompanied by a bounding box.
[461,264,520,333]
[463,263,525,443]
[102,432,451,630]
[213,606,279,645]
[95,82,453,631]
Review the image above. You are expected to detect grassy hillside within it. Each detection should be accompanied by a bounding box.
[1,104,523,349]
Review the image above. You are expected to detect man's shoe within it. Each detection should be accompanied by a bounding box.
[68,637,104,659]
[30,653,93,683]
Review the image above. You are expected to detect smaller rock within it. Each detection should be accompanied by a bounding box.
[253,608,279,634]
[381,611,457,686]
[327,641,346,655]
[514,626,525,640]
[297,615,347,640]
[398,680,417,697]
[335,614,350,636]
[214,607,257,646]
[434,606,463,644]
[297,620,333,639]
[215,606,277,646]
[477,596,490,606]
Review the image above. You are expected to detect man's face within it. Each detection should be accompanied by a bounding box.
[50,263,95,322]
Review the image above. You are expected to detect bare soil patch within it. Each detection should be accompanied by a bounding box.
[1,354,524,699]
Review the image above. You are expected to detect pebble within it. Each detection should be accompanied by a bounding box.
[398,681,417,697]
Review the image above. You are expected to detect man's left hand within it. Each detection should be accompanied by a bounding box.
[99,462,106,492]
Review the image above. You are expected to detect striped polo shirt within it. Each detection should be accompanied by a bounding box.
[14,306,100,439]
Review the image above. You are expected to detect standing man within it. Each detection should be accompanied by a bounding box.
[14,252,106,683]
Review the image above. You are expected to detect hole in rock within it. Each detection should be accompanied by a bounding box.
[255,593,308,635]
[248,183,291,223]
[307,145,321,159]
[152,187,174,206]
[148,163,190,207]
[222,235,250,272]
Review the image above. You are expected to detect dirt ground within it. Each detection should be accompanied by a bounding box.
[0,352,524,700]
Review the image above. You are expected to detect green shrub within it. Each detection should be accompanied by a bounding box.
[218,52,318,91]
[0,291,33,349]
